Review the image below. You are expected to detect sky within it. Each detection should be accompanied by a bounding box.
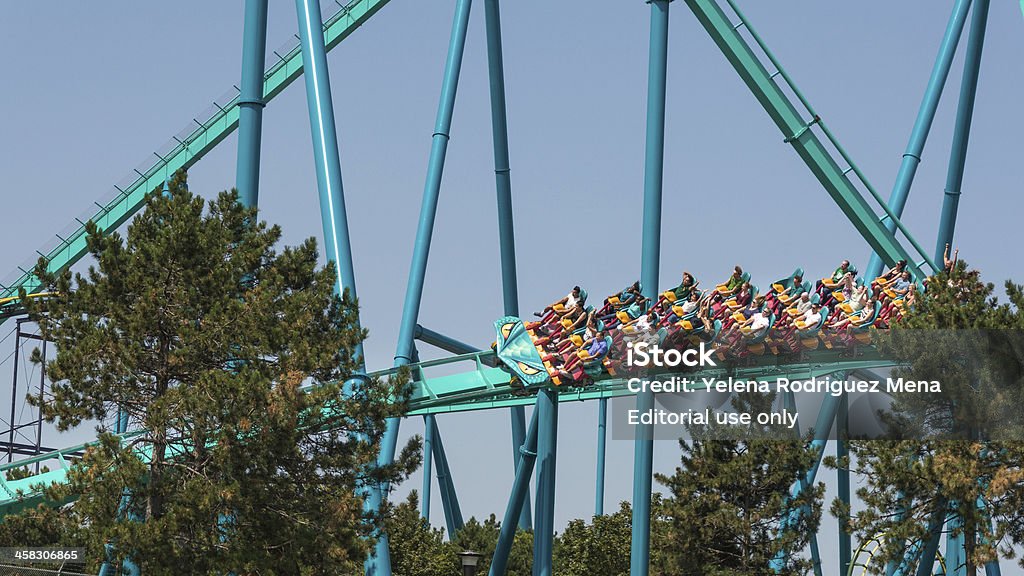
[1,1,1023,573]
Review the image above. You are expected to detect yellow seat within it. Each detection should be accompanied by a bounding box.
[661,290,677,302]
[772,283,785,293]
[608,295,622,306]
[832,290,846,303]
[731,312,746,323]
[679,320,695,331]
[552,303,567,313]
[616,310,631,323]
[672,304,687,317]
[569,334,584,347]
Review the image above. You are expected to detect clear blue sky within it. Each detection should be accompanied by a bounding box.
[1,2,1022,573]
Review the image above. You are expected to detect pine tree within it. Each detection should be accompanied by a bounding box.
[836,261,1024,575]
[656,392,823,576]
[9,172,421,575]
[383,491,455,576]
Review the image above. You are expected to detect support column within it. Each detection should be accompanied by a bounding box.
[430,416,465,537]
[483,0,531,531]
[595,397,607,516]
[296,0,361,309]
[421,415,434,520]
[632,2,671,575]
[533,388,559,576]
[865,0,972,280]
[236,0,269,208]
[489,408,539,576]
[934,0,990,261]
[837,393,852,576]
[368,0,474,572]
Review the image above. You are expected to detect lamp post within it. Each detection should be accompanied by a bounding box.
[458,549,484,576]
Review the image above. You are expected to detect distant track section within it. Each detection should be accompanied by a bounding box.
[0,0,392,306]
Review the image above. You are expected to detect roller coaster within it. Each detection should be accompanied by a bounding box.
[0,0,1012,575]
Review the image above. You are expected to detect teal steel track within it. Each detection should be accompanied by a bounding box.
[0,0,392,304]
[684,0,940,279]
[0,347,894,518]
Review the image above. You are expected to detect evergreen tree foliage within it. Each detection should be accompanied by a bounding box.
[656,393,823,576]
[552,500,652,576]
[835,261,1024,575]
[383,491,453,576]
[3,173,421,575]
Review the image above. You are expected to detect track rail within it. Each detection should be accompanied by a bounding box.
[0,346,894,517]
[0,0,392,307]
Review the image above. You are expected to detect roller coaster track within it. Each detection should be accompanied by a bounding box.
[0,0,392,308]
[684,0,939,279]
[0,345,895,517]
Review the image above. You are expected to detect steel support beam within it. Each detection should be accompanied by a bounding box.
[370,0,473,572]
[632,3,671,575]
[421,414,434,520]
[838,393,852,576]
[935,0,990,261]
[429,415,465,536]
[946,511,965,576]
[489,408,539,576]
[865,0,972,280]
[533,388,558,576]
[483,0,531,532]
[236,0,269,208]
[595,397,607,516]
[415,324,480,355]
[296,0,362,315]
[684,0,936,279]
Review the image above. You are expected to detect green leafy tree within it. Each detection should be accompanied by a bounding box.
[836,262,1024,575]
[656,392,823,576]
[384,491,454,576]
[451,513,532,576]
[6,172,420,575]
[553,500,651,576]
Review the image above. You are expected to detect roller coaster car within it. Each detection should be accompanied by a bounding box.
[724,284,759,312]
[606,283,640,308]
[823,301,881,350]
[770,268,804,296]
[820,263,857,291]
[715,271,750,296]
[493,316,552,388]
[739,313,777,358]
[769,306,829,355]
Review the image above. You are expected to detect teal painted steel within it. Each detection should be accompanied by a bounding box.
[685,0,938,278]
[946,513,966,576]
[866,0,973,280]
[0,348,896,517]
[429,416,465,536]
[370,0,474,572]
[935,0,990,262]
[533,388,558,576]
[482,0,532,531]
[633,2,671,575]
[0,0,392,306]
[488,408,539,576]
[838,394,852,576]
[236,0,269,208]
[595,397,607,516]
[420,414,434,519]
[296,0,360,309]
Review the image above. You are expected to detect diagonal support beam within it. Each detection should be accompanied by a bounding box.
[685,0,937,279]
